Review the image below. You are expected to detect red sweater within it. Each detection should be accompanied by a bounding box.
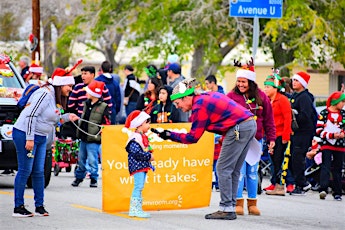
[271,93,292,142]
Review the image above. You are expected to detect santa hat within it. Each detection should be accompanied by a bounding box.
[28,63,43,75]
[85,80,104,98]
[292,71,310,89]
[124,110,151,129]
[326,91,345,107]
[49,59,82,86]
[234,58,256,82]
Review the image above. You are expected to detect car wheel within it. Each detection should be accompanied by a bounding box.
[54,164,60,176]
[66,166,72,173]
[44,149,52,188]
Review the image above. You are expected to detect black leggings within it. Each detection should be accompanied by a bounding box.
[271,136,288,184]
[291,133,313,187]
[319,149,344,196]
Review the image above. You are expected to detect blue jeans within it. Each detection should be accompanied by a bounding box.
[110,107,117,125]
[237,161,259,199]
[126,101,137,117]
[75,141,99,180]
[212,159,219,189]
[132,172,147,198]
[13,128,47,208]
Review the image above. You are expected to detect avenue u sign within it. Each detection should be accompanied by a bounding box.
[230,0,283,19]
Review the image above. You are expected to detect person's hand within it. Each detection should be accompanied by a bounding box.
[159,130,172,140]
[25,140,34,151]
[268,141,275,155]
[334,132,345,139]
[340,132,345,139]
[306,149,317,159]
[151,128,171,140]
[69,113,79,122]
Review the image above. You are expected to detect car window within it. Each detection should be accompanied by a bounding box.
[0,63,22,88]
[0,54,24,99]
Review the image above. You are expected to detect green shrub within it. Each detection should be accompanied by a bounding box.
[315,101,326,106]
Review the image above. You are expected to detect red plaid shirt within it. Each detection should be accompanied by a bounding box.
[170,92,253,144]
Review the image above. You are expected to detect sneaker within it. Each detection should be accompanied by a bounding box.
[311,183,321,191]
[90,178,98,188]
[12,205,34,217]
[205,211,236,220]
[286,184,294,193]
[334,195,342,201]
[71,178,83,187]
[35,206,49,216]
[1,169,15,176]
[263,184,275,191]
[290,186,306,196]
[302,182,312,192]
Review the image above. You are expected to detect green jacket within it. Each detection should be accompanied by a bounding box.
[76,100,108,143]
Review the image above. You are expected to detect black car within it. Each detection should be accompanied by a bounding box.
[0,54,52,187]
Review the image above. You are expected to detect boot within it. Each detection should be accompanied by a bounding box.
[266,184,285,196]
[71,178,83,187]
[128,197,150,218]
[235,198,244,215]
[247,198,260,216]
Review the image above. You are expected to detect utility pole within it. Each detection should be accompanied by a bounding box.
[32,0,40,63]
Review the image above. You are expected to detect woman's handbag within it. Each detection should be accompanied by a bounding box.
[291,111,299,131]
[123,89,134,106]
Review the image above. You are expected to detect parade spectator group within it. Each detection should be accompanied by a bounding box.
[10,54,344,219]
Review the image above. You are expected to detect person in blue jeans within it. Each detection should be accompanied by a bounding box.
[227,60,276,216]
[12,66,79,217]
[71,80,110,188]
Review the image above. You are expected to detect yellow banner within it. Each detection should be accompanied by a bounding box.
[102,123,214,213]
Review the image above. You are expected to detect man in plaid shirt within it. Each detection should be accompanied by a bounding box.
[154,79,257,220]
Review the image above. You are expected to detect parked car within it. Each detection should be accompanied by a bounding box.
[316,106,326,115]
[0,54,52,188]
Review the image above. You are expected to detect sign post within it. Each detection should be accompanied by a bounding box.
[229,0,283,61]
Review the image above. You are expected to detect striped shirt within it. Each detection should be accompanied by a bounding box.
[67,83,113,117]
[170,92,253,144]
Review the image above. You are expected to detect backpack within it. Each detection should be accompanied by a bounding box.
[17,84,40,111]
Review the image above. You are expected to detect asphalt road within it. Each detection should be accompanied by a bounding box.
[0,168,344,230]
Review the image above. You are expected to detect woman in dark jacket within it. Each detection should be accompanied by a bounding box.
[151,85,180,123]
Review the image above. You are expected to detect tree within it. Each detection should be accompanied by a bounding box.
[40,0,84,73]
[262,0,345,76]
[129,0,253,80]
[59,0,136,71]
